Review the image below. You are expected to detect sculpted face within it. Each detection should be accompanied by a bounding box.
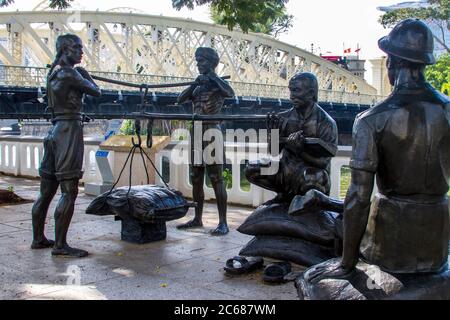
[386,55,396,86]
[289,79,314,109]
[65,37,84,65]
[196,55,214,75]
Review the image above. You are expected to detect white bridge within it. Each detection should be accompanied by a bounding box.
[0,4,384,105]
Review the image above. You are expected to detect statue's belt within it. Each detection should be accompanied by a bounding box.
[49,112,89,123]
[384,193,447,204]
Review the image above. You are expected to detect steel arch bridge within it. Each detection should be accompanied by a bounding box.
[0,6,382,105]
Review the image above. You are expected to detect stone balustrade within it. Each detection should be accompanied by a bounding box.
[0,136,354,207]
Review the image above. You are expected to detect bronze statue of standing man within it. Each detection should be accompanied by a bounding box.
[177,47,235,235]
[31,34,101,257]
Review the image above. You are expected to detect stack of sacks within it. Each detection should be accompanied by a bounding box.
[237,201,341,267]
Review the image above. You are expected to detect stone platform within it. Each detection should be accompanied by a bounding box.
[296,258,450,300]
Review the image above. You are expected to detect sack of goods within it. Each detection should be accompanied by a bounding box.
[86,185,189,223]
[237,201,342,267]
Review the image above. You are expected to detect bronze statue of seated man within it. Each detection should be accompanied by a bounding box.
[245,72,338,203]
[297,19,450,300]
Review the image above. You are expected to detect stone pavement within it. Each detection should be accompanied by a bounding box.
[0,174,300,300]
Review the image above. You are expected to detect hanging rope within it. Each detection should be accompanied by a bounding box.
[100,87,170,212]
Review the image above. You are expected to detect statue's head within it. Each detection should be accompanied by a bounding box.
[195,47,220,74]
[289,72,318,109]
[378,19,434,85]
[55,34,83,65]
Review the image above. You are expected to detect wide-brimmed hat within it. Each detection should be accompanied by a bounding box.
[378,19,435,65]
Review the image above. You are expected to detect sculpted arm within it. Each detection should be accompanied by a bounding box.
[340,169,374,269]
[208,72,235,98]
[63,68,101,97]
[178,84,196,104]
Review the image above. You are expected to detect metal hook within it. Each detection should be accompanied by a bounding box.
[132,119,142,147]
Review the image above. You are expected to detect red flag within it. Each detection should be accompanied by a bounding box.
[344,48,351,54]
[355,48,361,53]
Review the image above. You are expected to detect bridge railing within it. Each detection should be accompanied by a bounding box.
[0,65,386,105]
[0,135,355,206]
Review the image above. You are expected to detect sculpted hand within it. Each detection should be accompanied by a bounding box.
[287,131,305,151]
[266,112,281,130]
[304,259,354,284]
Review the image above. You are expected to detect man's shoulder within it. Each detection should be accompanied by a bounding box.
[314,103,336,123]
[53,66,81,80]
[356,96,397,123]
[278,108,293,118]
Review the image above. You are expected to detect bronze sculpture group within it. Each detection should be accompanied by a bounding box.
[29,19,449,299]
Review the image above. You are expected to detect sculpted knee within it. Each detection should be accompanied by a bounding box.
[191,172,203,185]
[300,168,330,195]
[209,172,224,184]
[244,164,259,181]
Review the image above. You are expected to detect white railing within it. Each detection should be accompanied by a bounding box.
[0,65,386,105]
[0,136,354,206]
[155,141,353,206]
[0,136,103,185]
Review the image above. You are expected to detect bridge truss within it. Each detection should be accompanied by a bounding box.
[0,7,382,105]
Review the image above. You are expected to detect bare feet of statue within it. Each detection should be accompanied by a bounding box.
[51,245,89,258]
[304,259,354,284]
[210,223,229,236]
[177,219,203,229]
[31,238,55,249]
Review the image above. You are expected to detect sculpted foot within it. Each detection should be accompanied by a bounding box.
[177,219,203,229]
[52,245,89,258]
[210,223,229,236]
[31,238,55,249]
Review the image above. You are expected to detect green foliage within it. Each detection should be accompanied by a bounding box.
[222,168,232,189]
[174,0,292,35]
[0,0,14,7]
[0,0,74,9]
[1,0,293,36]
[379,0,449,53]
[118,119,135,136]
[425,53,450,95]
[6,185,14,193]
[340,166,351,200]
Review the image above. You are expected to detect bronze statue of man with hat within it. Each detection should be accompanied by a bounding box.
[301,19,450,292]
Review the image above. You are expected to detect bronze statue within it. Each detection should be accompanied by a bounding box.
[303,19,450,285]
[227,73,340,272]
[31,34,101,257]
[246,72,338,202]
[176,47,235,235]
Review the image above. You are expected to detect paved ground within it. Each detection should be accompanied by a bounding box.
[0,174,301,300]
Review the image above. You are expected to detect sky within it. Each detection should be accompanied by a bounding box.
[0,0,406,82]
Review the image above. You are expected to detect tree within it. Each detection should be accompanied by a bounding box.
[379,0,449,53]
[425,53,450,95]
[208,0,293,37]
[0,0,74,9]
[0,0,293,36]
